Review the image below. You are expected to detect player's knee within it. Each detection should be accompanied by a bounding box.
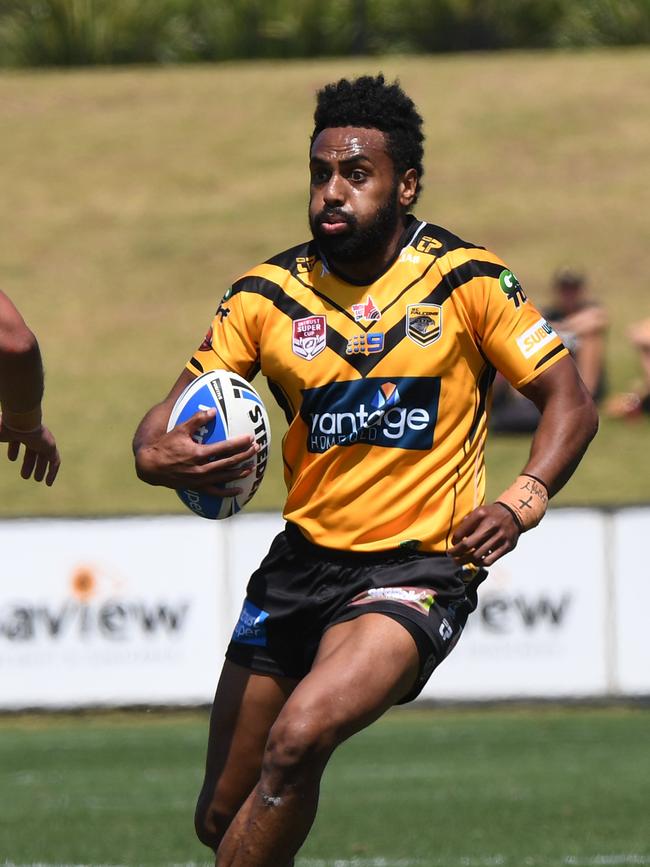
[263,710,338,786]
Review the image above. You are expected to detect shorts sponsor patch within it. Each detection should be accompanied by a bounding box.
[232,599,269,646]
[516,318,557,358]
[349,586,437,615]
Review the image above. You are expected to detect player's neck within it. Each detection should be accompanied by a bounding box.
[328,217,411,286]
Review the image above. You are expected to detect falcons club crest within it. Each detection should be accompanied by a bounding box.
[351,295,381,323]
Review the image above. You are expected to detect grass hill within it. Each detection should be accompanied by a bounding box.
[1,49,649,516]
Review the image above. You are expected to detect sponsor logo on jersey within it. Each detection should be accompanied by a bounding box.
[345,332,384,355]
[351,295,381,323]
[516,318,557,358]
[232,599,269,646]
[499,269,527,308]
[292,315,327,360]
[296,255,316,274]
[406,304,442,347]
[300,376,440,453]
[216,288,231,321]
[399,251,421,265]
[416,235,443,255]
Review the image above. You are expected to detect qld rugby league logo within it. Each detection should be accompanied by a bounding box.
[406,304,442,347]
[292,315,327,361]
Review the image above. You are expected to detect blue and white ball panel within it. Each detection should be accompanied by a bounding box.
[167,370,271,520]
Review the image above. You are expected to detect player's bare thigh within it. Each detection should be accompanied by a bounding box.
[195,660,297,850]
[266,612,421,764]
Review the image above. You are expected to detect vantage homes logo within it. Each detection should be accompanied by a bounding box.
[300,376,440,453]
[0,565,190,644]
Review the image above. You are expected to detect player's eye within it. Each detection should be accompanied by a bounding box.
[310,168,330,185]
[349,169,367,183]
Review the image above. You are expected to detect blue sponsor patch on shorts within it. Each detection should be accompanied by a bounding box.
[232,599,270,646]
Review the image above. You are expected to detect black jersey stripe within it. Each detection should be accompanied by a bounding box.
[189,356,204,374]
[534,344,566,370]
[468,362,496,444]
[231,275,362,373]
[268,377,295,425]
[351,258,504,377]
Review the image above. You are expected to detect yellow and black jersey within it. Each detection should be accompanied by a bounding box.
[188,218,568,553]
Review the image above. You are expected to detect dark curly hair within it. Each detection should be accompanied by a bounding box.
[311,74,425,205]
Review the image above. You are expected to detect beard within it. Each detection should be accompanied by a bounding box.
[309,186,401,265]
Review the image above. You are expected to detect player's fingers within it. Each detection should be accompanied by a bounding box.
[45,453,61,486]
[7,440,20,462]
[201,484,243,498]
[44,446,61,486]
[33,451,49,483]
[449,526,495,563]
[182,408,217,433]
[197,463,253,484]
[20,447,37,480]
[196,440,258,467]
[471,538,511,567]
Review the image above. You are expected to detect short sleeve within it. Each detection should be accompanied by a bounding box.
[187,285,260,380]
[466,258,569,389]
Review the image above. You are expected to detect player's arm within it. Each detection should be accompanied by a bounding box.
[450,356,598,568]
[133,369,259,497]
[0,290,60,486]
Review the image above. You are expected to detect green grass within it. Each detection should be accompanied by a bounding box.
[0,707,648,866]
[1,50,649,515]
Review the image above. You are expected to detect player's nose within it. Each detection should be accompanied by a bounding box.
[322,172,346,206]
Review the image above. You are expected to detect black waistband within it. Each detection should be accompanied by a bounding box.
[284,522,450,567]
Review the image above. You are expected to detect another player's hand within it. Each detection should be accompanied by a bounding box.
[0,421,61,486]
[448,503,521,567]
[134,408,259,497]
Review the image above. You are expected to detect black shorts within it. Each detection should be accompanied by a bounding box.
[226,523,487,703]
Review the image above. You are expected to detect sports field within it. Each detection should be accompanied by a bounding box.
[1,706,648,867]
[1,49,649,516]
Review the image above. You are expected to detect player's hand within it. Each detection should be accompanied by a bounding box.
[134,408,259,497]
[448,503,521,567]
[0,422,61,486]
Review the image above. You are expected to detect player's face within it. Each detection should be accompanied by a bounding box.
[308,127,413,267]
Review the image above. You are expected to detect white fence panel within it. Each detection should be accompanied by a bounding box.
[0,507,648,708]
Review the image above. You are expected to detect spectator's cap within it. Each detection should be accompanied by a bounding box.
[553,267,586,291]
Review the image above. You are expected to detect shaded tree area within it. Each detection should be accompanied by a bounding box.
[0,0,649,66]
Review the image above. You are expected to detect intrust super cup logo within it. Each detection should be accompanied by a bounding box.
[300,376,441,453]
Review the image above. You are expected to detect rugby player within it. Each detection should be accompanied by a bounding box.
[0,289,60,486]
[133,75,598,867]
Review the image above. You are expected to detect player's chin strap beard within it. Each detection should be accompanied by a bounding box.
[495,474,549,532]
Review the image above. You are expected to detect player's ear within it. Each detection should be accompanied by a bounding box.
[398,168,418,208]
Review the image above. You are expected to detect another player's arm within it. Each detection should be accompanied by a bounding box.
[133,369,259,497]
[450,355,598,567]
[0,290,60,485]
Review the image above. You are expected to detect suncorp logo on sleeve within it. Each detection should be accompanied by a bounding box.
[300,377,440,453]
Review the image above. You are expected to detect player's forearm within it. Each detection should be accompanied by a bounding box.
[521,379,598,498]
[0,325,45,429]
[133,401,171,458]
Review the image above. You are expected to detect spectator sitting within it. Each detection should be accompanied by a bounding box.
[544,268,608,403]
[604,319,650,419]
[491,268,608,434]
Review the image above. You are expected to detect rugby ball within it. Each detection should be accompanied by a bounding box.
[167,370,271,519]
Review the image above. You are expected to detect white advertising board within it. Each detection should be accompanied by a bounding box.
[611,508,650,694]
[424,509,609,699]
[1,507,648,708]
[0,516,225,708]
